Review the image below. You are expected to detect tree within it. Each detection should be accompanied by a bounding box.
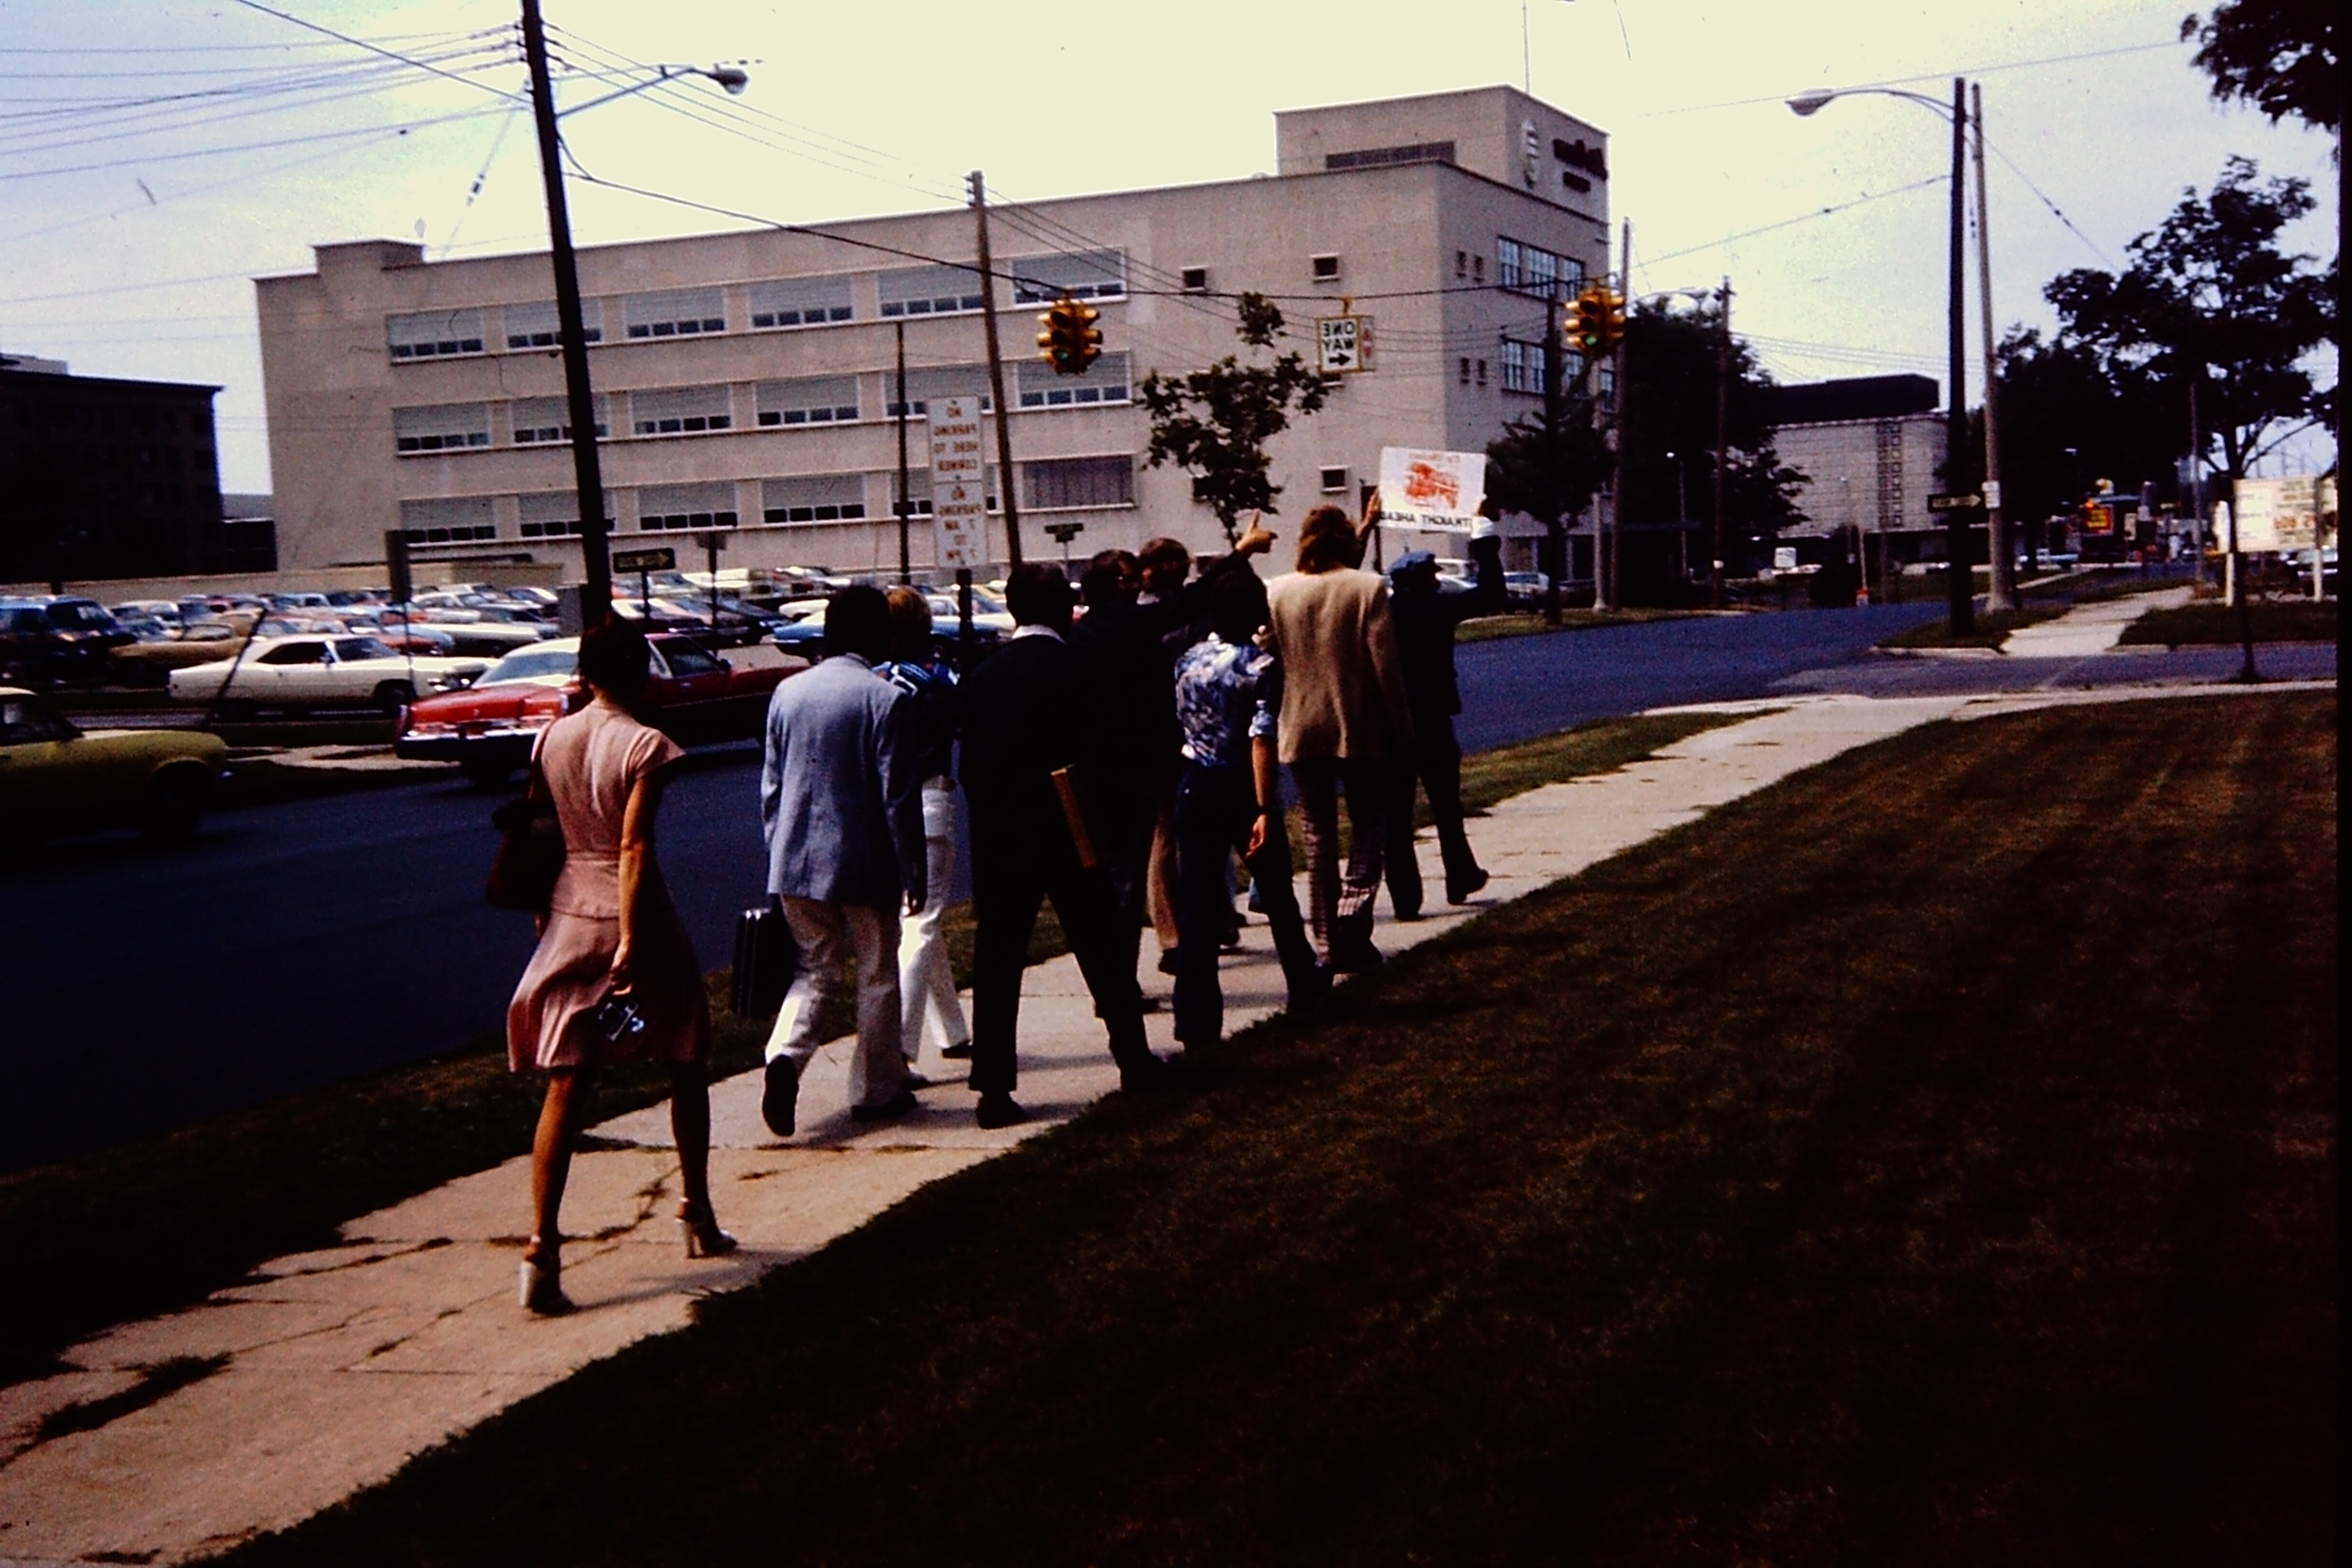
[2180,2,2339,131]
[2044,157,2335,487]
[1138,293,1330,543]
[1616,301,1808,551]
[1993,328,2187,537]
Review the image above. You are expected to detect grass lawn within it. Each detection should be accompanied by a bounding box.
[1456,607,1712,643]
[0,712,1721,1387]
[1877,606,2065,650]
[226,692,2336,1566]
[2119,601,2339,647]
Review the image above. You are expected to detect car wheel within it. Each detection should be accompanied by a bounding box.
[462,756,516,790]
[136,769,210,844]
[373,680,416,714]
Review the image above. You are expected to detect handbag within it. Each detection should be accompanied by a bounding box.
[731,898,797,1019]
[485,756,565,912]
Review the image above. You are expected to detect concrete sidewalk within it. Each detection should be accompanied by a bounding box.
[1999,584,2193,657]
[0,683,2326,1566]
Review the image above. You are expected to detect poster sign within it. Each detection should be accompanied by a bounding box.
[2227,475,2337,552]
[1378,447,1487,533]
[928,394,988,571]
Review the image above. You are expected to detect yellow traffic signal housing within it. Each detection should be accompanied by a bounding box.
[1571,287,1607,355]
[1069,298,1102,374]
[1036,296,1104,376]
[1599,289,1627,356]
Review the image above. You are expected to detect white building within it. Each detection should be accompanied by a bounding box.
[1769,375,1950,564]
[254,86,1612,581]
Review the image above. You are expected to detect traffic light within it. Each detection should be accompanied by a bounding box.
[1571,285,1626,357]
[1599,287,1627,356]
[1036,295,1103,376]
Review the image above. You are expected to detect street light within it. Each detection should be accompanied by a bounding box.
[1788,79,1976,632]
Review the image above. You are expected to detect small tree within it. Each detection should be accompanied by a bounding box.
[1139,294,1331,543]
[1483,394,1611,609]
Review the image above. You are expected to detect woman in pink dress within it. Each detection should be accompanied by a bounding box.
[508,617,733,1314]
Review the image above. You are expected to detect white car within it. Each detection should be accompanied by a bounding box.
[167,634,487,714]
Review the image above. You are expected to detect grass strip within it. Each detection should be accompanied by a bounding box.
[1456,607,1710,643]
[2119,601,2338,646]
[0,712,1715,1387]
[227,692,2336,1566]
[1877,606,2065,650]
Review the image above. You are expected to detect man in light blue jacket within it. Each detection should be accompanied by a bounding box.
[759,585,927,1135]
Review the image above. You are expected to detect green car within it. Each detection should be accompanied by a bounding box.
[0,687,228,844]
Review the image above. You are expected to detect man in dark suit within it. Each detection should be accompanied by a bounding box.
[1383,524,1507,918]
[957,563,1162,1129]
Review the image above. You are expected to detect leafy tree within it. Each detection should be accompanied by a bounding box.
[2180,2,2339,130]
[1139,293,1330,543]
[1993,328,2187,533]
[2044,156,2335,486]
[1617,301,1808,542]
[1480,346,1610,616]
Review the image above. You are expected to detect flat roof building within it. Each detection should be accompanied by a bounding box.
[1768,374,1949,556]
[254,87,1609,580]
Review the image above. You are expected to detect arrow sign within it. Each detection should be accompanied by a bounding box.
[611,547,676,571]
[1926,492,1984,513]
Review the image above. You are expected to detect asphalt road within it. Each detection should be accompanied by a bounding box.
[4,602,2333,1171]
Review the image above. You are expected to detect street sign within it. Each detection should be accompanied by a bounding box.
[611,546,675,572]
[1926,492,1984,513]
[928,395,989,572]
[1043,522,1086,543]
[1316,314,1368,375]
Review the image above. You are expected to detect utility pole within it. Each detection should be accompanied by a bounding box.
[519,0,612,627]
[1944,76,1974,634]
[1710,278,1732,609]
[2187,374,2206,584]
[1608,218,1632,614]
[1973,82,2016,611]
[1543,289,1568,622]
[968,170,1023,567]
[894,319,912,585]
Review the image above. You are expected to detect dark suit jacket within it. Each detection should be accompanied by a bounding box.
[1395,535,1506,724]
[956,631,1090,856]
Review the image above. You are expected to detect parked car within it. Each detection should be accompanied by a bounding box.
[1502,571,1552,608]
[0,686,227,844]
[0,597,137,684]
[395,634,807,786]
[166,634,487,715]
[107,621,251,686]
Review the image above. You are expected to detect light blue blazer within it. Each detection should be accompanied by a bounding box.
[760,653,925,909]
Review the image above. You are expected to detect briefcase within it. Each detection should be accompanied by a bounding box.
[730,900,796,1020]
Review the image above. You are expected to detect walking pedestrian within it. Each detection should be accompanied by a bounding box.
[507,616,732,1316]
[1170,568,1327,1047]
[1263,499,1412,971]
[958,563,1164,1129]
[1382,523,1505,918]
[877,585,971,1065]
[758,586,928,1138]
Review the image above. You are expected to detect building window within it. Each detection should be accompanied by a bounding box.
[1496,239,1522,291]
[398,496,496,543]
[516,490,610,539]
[1476,358,1488,387]
[393,403,491,454]
[629,385,734,437]
[1023,455,1134,511]
[747,275,854,329]
[1320,466,1349,493]
[885,366,992,419]
[879,263,985,318]
[755,376,860,427]
[508,395,608,444]
[622,287,726,340]
[1458,356,1471,386]
[1323,140,1455,171]
[1500,339,1549,395]
[1473,254,1485,284]
[502,300,602,349]
[637,481,739,532]
[387,309,484,360]
[761,473,867,525]
[1181,266,1209,292]
[1015,352,1131,409]
[890,469,935,518]
[1008,249,1127,305]
[1499,238,1580,300]
[1528,248,1559,299]
[1455,250,1468,280]
[1310,254,1341,282]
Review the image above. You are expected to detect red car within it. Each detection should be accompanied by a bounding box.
[395,634,807,787]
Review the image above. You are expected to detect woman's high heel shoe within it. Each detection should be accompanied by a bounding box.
[519,1238,574,1315]
[680,1200,738,1260]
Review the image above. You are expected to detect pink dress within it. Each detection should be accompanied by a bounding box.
[506,698,710,1071]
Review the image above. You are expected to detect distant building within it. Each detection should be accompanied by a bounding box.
[253,86,1614,580]
[0,357,264,585]
[1768,374,1949,563]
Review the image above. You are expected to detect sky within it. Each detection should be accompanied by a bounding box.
[0,0,2337,493]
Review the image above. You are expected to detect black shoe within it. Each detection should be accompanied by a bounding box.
[1446,867,1491,905]
[760,1056,801,1138]
[1327,936,1384,974]
[1121,1053,1172,1093]
[975,1090,1027,1130]
[850,1090,919,1124]
[1137,995,1162,1015]
[941,1040,974,1060]
[1286,963,1335,1015]
[1391,902,1424,922]
[1157,949,1182,976]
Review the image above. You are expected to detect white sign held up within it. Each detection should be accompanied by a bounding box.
[928,394,988,572]
[1378,447,1488,533]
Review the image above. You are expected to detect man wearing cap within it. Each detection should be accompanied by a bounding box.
[1383,521,1506,918]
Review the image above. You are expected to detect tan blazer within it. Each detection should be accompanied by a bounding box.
[1265,567,1415,763]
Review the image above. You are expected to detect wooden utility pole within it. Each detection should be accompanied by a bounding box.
[519,0,612,626]
[968,170,1023,567]
[1608,218,1632,612]
[1974,82,2016,611]
[1543,290,1567,622]
[1710,278,1732,609]
[1944,77,1974,633]
[894,319,912,584]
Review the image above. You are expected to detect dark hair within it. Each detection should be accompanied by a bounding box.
[1207,567,1268,645]
[1079,549,1136,609]
[882,585,932,662]
[1296,505,1360,572]
[825,584,893,662]
[1004,562,1075,628]
[578,615,652,700]
[1138,536,1190,576]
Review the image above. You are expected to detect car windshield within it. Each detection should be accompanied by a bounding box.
[483,646,578,683]
[659,642,724,677]
[335,637,398,662]
[48,601,116,628]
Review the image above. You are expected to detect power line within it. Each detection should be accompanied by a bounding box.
[0,102,512,182]
[1640,38,2191,118]
[1640,174,1951,268]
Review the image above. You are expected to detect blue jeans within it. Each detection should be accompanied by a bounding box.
[1172,762,1323,1046]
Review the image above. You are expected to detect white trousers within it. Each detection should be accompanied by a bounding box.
[898,779,970,1059]
[766,897,908,1110]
